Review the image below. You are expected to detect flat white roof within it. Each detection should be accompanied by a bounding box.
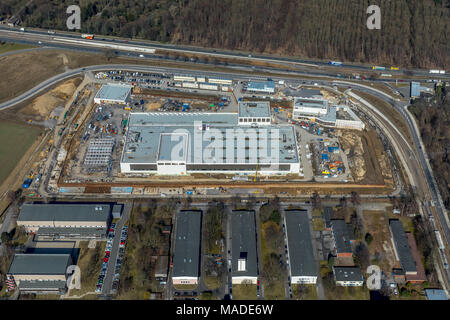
[122,112,299,165]
[238,101,271,118]
[95,83,132,102]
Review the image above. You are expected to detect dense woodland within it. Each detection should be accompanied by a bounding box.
[409,85,450,209]
[0,0,449,67]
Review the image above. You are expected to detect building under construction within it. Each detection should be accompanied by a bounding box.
[120,102,300,175]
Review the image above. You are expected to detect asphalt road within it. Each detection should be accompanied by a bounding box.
[1,25,447,78]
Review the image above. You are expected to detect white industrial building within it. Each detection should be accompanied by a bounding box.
[293,96,329,118]
[181,82,199,89]
[292,90,364,130]
[173,74,196,82]
[94,83,132,104]
[207,76,233,85]
[247,81,276,94]
[196,76,206,82]
[120,102,300,176]
[238,101,271,126]
[199,82,218,91]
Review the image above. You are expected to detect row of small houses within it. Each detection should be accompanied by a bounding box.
[323,207,427,286]
[5,203,428,295]
[172,208,365,287]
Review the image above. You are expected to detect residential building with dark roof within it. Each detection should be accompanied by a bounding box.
[17,203,112,240]
[389,219,418,275]
[7,253,72,294]
[333,266,364,286]
[331,219,353,258]
[284,210,318,284]
[231,210,258,284]
[405,233,426,283]
[172,210,202,285]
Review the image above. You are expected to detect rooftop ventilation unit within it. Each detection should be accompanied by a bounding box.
[238,252,248,271]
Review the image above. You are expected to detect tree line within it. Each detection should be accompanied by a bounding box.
[0,0,448,68]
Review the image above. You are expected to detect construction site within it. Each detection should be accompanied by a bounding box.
[8,70,397,197]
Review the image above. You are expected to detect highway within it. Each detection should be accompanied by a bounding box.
[1,25,449,86]
[1,25,448,78]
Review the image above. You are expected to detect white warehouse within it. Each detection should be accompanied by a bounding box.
[94,83,132,104]
[120,103,300,175]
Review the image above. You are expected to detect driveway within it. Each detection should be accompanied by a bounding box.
[101,202,132,295]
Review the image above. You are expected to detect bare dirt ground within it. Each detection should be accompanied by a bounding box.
[337,130,366,181]
[20,78,82,121]
[361,210,398,272]
[337,129,391,185]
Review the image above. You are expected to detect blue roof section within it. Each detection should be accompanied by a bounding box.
[247,81,275,92]
[425,289,448,300]
[95,83,132,101]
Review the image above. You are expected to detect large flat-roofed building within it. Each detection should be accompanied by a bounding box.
[293,96,329,118]
[331,219,354,258]
[333,266,364,286]
[207,76,233,85]
[120,110,300,175]
[389,219,417,275]
[247,81,275,94]
[172,210,202,285]
[238,101,271,126]
[7,253,72,294]
[231,210,258,284]
[17,203,111,239]
[173,74,196,82]
[284,210,318,284]
[94,83,132,104]
[292,90,364,130]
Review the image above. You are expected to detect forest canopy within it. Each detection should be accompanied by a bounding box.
[0,0,449,67]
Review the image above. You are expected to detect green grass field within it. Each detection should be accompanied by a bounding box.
[232,284,257,300]
[0,42,35,55]
[0,121,42,185]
